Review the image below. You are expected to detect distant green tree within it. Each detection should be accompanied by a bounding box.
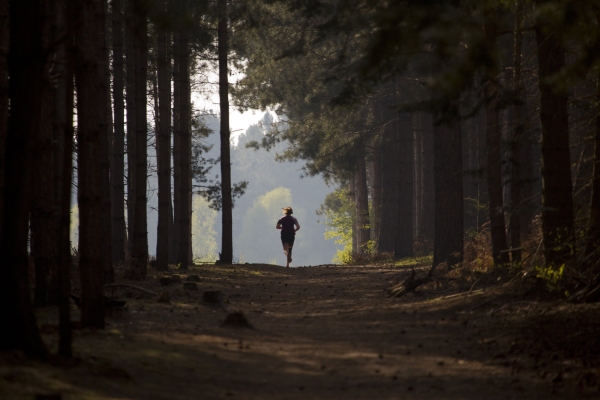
[191,195,219,261]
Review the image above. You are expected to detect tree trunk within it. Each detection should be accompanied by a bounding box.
[349,178,357,255]
[589,75,600,258]
[395,113,414,259]
[53,0,74,353]
[111,0,126,265]
[32,7,57,306]
[483,3,509,266]
[369,134,382,246]
[98,0,113,283]
[218,0,233,264]
[509,0,526,263]
[125,4,136,262]
[414,112,422,240]
[130,0,148,278]
[535,0,575,268]
[433,101,464,268]
[355,145,370,254]
[156,0,171,271]
[377,94,398,254]
[178,31,191,270]
[0,0,48,357]
[421,113,435,247]
[74,0,106,329]
[172,35,181,264]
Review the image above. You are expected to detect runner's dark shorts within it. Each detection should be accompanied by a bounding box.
[281,232,295,246]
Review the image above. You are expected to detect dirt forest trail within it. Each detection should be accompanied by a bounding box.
[1,263,598,399]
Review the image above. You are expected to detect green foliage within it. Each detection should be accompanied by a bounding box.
[191,195,219,262]
[319,188,353,263]
[535,264,566,290]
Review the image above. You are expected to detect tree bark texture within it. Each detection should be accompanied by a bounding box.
[111,0,126,264]
[172,35,181,264]
[156,0,171,271]
[98,0,113,283]
[0,0,48,357]
[131,0,148,278]
[433,102,464,268]
[349,178,357,255]
[483,3,509,266]
[414,113,422,239]
[354,145,370,254]
[509,0,526,262]
[369,134,382,246]
[395,113,414,259]
[420,113,435,247]
[74,0,107,329]
[377,95,398,254]
[218,0,233,264]
[178,31,191,269]
[587,75,600,257]
[535,1,575,267]
[31,23,57,306]
[53,4,74,353]
[125,5,136,261]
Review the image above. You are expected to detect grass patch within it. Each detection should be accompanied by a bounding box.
[395,254,432,268]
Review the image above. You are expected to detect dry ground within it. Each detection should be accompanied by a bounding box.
[1,262,600,399]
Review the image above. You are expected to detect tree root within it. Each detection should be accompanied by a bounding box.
[388,266,434,298]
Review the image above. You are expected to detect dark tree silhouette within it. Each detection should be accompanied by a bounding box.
[0,0,49,356]
[219,0,233,264]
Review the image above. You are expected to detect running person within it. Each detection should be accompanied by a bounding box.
[276,207,300,268]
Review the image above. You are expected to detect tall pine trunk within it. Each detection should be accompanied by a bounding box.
[433,101,463,268]
[509,0,526,262]
[31,13,57,306]
[125,5,136,262]
[0,0,48,357]
[156,0,171,271]
[74,0,107,329]
[53,0,74,353]
[483,2,509,266]
[535,0,575,268]
[172,35,181,264]
[355,144,370,254]
[130,0,148,278]
[178,31,191,269]
[98,0,113,283]
[395,113,414,259]
[421,113,435,247]
[369,134,382,246]
[111,0,126,264]
[218,0,233,264]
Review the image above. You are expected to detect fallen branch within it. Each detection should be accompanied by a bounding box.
[104,283,158,296]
